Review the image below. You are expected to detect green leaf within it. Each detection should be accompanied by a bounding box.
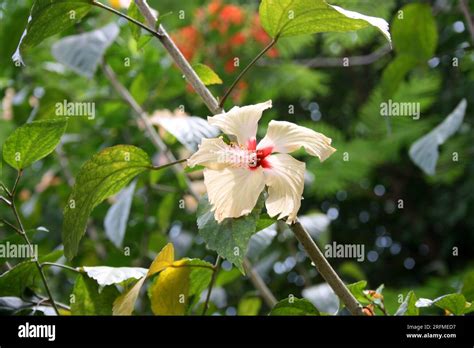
[13,0,94,64]
[148,259,213,315]
[238,297,262,316]
[197,194,265,273]
[392,3,437,59]
[2,119,67,170]
[62,145,151,260]
[0,250,63,297]
[347,280,369,304]
[71,274,119,315]
[380,55,419,99]
[192,64,223,86]
[395,290,419,316]
[259,0,390,43]
[433,294,467,316]
[270,298,320,316]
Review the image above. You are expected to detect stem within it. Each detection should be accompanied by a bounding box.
[290,221,364,316]
[7,171,61,316]
[41,262,81,274]
[460,0,474,44]
[134,0,222,115]
[243,258,277,308]
[219,38,277,108]
[150,158,188,171]
[1,218,22,234]
[202,256,221,315]
[92,1,160,38]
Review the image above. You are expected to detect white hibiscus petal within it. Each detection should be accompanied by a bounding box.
[204,167,265,222]
[258,120,336,161]
[263,154,306,224]
[187,138,230,170]
[208,100,272,147]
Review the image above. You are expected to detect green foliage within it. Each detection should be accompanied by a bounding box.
[259,0,390,42]
[13,0,93,64]
[238,297,262,315]
[71,274,119,315]
[62,145,151,260]
[0,251,62,297]
[197,195,265,273]
[2,119,67,170]
[192,64,223,86]
[270,298,320,316]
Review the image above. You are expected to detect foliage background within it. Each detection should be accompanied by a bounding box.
[0,0,473,315]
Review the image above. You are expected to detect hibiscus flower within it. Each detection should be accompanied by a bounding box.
[188,101,336,223]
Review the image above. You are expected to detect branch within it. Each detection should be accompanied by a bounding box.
[7,171,60,315]
[290,221,364,315]
[243,258,277,308]
[134,0,222,115]
[460,0,474,44]
[261,45,391,68]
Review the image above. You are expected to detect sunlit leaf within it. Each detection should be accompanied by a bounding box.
[2,119,67,170]
[80,266,148,286]
[238,297,262,315]
[192,63,223,86]
[395,290,419,316]
[259,0,391,43]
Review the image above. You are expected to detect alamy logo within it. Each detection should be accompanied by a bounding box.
[18,322,56,341]
[0,242,38,259]
[324,242,365,262]
[380,99,420,120]
[55,99,96,120]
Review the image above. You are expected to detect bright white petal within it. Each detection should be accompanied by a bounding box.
[204,167,265,222]
[187,138,230,170]
[258,121,336,161]
[263,154,305,224]
[207,100,272,147]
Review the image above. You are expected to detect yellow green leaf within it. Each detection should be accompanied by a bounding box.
[148,243,174,276]
[112,277,146,316]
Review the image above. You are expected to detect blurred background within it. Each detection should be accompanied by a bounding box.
[0,0,473,315]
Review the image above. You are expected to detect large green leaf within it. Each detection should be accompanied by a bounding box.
[71,274,120,315]
[0,250,63,297]
[433,294,468,316]
[259,0,390,42]
[197,195,264,273]
[270,298,320,316]
[62,145,151,260]
[13,0,94,64]
[2,119,67,170]
[392,3,437,59]
[148,259,213,315]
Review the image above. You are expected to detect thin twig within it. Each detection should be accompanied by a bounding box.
[150,158,188,171]
[202,256,222,315]
[220,38,277,107]
[7,171,60,315]
[1,218,22,234]
[0,195,12,206]
[290,221,364,316]
[460,0,474,44]
[243,258,277,308]
[41,262,81,274]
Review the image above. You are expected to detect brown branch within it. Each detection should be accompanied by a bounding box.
[290,221,364,316]
[460,0,474,44]
[243,258,277,308]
